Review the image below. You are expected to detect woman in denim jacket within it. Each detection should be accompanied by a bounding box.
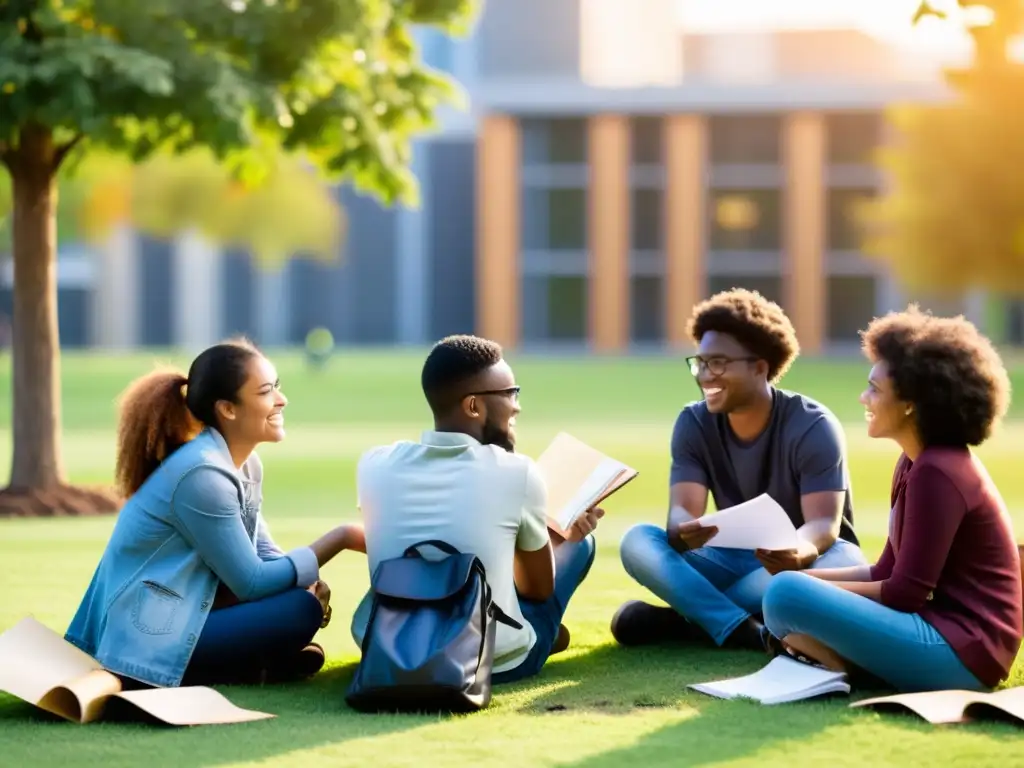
[65,338,365,688]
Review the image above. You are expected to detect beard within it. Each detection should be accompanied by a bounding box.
[480,417,515,453]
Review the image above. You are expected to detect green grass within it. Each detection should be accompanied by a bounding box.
[0,349,1022,766]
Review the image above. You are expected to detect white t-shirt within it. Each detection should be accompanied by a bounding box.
[356,430,550,674]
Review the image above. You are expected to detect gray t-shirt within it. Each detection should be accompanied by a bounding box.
[670,387,858,545]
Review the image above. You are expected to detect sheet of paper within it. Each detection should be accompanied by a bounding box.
[690,655,849,705]
[115,686,275,726]
[696,493,799,551]
[0,616,103,708]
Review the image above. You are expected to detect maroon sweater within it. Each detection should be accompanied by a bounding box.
[870,448,1022,688]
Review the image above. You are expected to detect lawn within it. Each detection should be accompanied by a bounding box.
[0,349,1022,767]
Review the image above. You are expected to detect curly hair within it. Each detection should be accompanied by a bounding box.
[687,288,801,383]
[421,334,504,415]
[861,306,1011,447]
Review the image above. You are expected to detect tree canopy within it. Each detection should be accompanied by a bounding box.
[0,0,473,198]
[0,0,475,516]
[860,1,1024,294]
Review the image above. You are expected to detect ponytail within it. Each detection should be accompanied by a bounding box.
[114,367,201,497]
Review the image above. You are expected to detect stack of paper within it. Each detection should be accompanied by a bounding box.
[689,655,850,705]
[535,432,638,536]
[695,493,800,551]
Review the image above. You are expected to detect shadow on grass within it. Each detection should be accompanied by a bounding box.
[497,641,1024,765]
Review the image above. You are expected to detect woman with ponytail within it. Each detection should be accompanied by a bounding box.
[65,339,365,688]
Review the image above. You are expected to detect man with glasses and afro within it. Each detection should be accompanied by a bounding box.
[611,289,865,653]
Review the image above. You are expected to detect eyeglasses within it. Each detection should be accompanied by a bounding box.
[685,355,758,378]
[467,386,521,403]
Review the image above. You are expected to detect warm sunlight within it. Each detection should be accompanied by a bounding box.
[676,0,973,59]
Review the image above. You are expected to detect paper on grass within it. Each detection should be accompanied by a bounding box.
[851,687,1024,726]
[535,432,637,534]
[690,655,850,706]
[0,616,274,726]
[695,493,799,551]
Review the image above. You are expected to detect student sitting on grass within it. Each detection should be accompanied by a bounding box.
[65,338,366,688]
[612,289,866,652]
[351,335,603,684]
[761,308,1023,693]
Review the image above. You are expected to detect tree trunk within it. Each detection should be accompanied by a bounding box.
[7,127,63,490]
[0,125,119,517]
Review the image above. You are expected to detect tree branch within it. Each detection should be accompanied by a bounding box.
[52,134,84,171]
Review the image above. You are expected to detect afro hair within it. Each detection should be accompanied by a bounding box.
[861,306,1011,447]
[687,288,801,383]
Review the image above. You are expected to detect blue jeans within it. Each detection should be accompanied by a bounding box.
[619,523,867,646]
[492,535,597,685]
[762,571,986,693]
[182,588,323,685]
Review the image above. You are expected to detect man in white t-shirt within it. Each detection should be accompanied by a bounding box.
[351,335,603,682]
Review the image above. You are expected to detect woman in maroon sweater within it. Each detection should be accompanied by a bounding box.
[761,307,1022,692]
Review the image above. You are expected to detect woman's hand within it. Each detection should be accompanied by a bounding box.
[309,579,332,627]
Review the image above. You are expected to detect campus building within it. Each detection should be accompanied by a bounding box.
[6,0,1020,352]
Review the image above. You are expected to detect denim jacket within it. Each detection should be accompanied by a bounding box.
[65,428,319,687]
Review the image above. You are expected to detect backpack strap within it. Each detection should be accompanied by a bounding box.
[403,540,463,558]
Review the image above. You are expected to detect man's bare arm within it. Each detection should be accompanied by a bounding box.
[666,482,710,553]
[514,541,555,602]
[797,490,844,556]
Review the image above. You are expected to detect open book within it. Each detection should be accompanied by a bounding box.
[851,687,1024,726]
[0,616,273,726]
[689,655,850,705]
[535,432,638,537]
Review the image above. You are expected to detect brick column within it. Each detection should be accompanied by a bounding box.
[588,114,630,352]
[664,114,707,350]
[783,112,826,354]
[475,115,521,348]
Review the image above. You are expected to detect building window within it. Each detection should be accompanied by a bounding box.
[826,112,881,165]
[709,114,782,164]
[827,275,877,341]
[631,116,663,165]
[827,188,874,251]
[632,187,663,251]
[548,188,587,250]
[522,187,587,250]
[631,275,664,343]
[707,275,783,306]
[709,189,781,250]
[547,275,588,340]
[522,118,588,166]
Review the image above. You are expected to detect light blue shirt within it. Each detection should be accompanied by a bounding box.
[65,428,318,687]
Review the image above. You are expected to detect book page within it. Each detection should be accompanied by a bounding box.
[965,687,1024,724]
[695,493,800,551]
[535,433,636,531]
[114,686,275,726]
[38,668,123,723]
[851,690,979,724]
[690,655,849,705]
[0,616,105,720]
